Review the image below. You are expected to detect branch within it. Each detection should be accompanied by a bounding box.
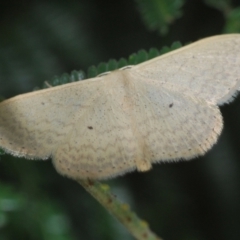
[78,179,163,240]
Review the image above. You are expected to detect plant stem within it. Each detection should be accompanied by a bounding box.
[78,179,163,240]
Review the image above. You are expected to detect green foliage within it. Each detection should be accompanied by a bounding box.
[43,70,86,88]
[50,42,182,85]
[224,7,240,33]
[0,183,74,240]
[204,0,240,33]
[135,0,185,34]
[0,149,5,155]
[204,0,231,12]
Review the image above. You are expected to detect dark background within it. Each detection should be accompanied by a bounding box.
[1,0,240,240]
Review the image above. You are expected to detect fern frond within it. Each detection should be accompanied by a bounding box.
[46,41,182,87]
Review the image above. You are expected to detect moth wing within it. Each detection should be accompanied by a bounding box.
[133,34,240,105]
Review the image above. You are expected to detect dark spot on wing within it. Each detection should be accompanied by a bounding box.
[169,103,173,108]
[88,126,93,130]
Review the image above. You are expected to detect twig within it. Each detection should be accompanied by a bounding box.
[78,179,163,240]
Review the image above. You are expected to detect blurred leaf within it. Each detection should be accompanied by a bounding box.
[117,58,128,69]
[107,59,118,71]
[135,0,185,34]
[224,7,240,33]
[204,0,231,12]
[0,183,75,240]
[45,70,86,88]
[0,149,5,155]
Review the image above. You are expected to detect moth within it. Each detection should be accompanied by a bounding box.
[0,34,240,180]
